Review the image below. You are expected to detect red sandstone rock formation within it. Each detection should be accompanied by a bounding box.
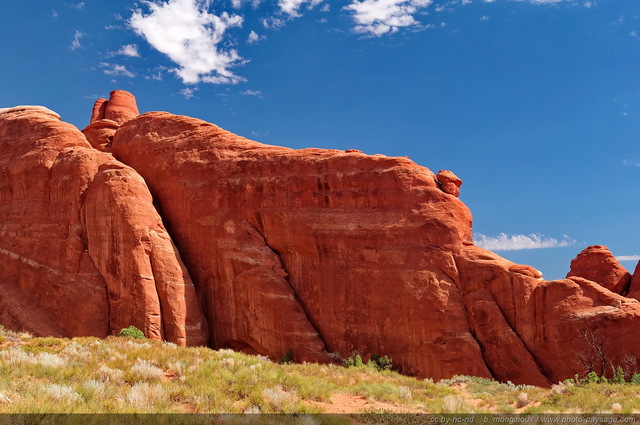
[1,90,640,386]
[567,245,631,295]
[436,170,463,197]
[82,119,119,152]
[628,261,640,300]
[90,90,139,125]
[0,104,207,346]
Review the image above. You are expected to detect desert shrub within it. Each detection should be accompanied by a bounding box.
[278,349,293,364]
[585,371,600,384]
[118,326,145,339]
[369,354,393,371]
[345,354,364,368]
[261,385,297,410]
[126,383,166,408]
[516,392,529,408]
[96,365,125,384]
[613,366,625,384]
[442,395,467,413]
[631,374,640,385]
[130,358,164,381]
[41,384,83,403]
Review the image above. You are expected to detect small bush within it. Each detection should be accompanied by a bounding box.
[97,365,125,384]
[369,354,393,371]
[41,384,83,403]
[585,371,600,384]
[631,374,640,385]
[130,358,164,381]
[278,349,293,364]
[345,354,364,368]
[613,366,625,384]
[118,326,145,339]
[516,392,529,408]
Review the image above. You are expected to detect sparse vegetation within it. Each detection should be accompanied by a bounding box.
[1,328,640,413]
[117,326,146,340]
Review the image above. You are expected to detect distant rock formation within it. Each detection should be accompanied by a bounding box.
[89,90,139,125]
[0,100,206,346]
[567,245,631,295]
[0,90,639,385]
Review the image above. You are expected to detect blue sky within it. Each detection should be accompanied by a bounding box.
[1,0,639,279]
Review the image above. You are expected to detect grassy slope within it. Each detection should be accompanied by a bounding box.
[0,326,638,415]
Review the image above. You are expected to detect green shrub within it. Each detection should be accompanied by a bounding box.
[613,366,625,384]
[369,354,393,371]
[117,326,146,339]
[345,354,364,368]
[585,371,600,384]
[278,349,293,364]
[631,374,640,385]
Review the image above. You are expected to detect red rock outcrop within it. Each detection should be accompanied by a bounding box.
[81,119,118,152]
[89,90,139,125]
[628,261,640,300]
[436,170,462,197]
[0,104,207,346]
[2,90,640,386]
[567,245,631,295]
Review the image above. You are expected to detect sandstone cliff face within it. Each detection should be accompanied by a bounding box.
[110,112,484,377]
[0,103,207,346]
[1,91,639,385]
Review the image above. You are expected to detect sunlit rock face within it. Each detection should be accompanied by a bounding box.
[1,90,639,386]
[566,245,631,295]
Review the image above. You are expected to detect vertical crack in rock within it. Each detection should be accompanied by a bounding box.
[454,251,551,386]
[82,163,207,346]
[242,217,330,353]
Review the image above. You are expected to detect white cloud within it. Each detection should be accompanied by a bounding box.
[616,255,640,262]
[100,63,136,78]
[68,2,85,9]
[115,44,140,57]
[473,233,576,251]
[262,16,286,29]
[231,0,263,7]
[129,0,245,85]
[344,0,433,36]
[246,30,265,44]
[69,30,83,51]
[241,89,263,97]
[51,10,59,18]
[278,0,324,17]
[480,15,490,21]
[623,159,640,167]
[180,87,198,99]
[523,0,567,3]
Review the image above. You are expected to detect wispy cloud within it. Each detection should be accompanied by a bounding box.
[246,30,265,44]
[623,159,640,167]
[473,232,576,251]
[69,30,83,51]
[100,63,136,78]
[616,255,640,262]
[109,44,140,58]
[262,16,286,30]
[129,0,245,85]
[344,0,433,36]
[67,2,85,10]
[241,89,263,97]
[180,87,198,99]
[278,0,324,17]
